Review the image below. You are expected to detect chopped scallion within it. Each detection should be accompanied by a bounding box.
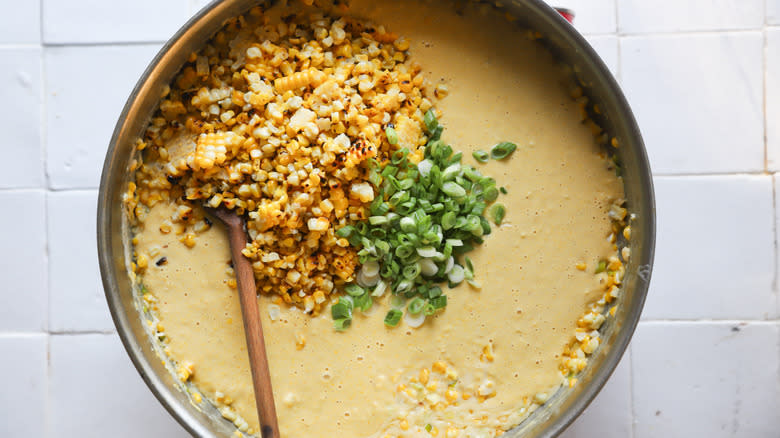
[472,150,489,163]
[490,203,506,225]
[386,126,399,145]
[490,142,517,160]
[384,309,403,327]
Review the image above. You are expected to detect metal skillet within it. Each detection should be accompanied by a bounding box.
[97,0,655,436]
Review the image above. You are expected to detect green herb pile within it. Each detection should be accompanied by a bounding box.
[331,110,515,330]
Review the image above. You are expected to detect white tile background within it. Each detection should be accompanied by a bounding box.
[0,0,778,437]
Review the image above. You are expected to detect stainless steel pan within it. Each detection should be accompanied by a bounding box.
[97,1,655,436]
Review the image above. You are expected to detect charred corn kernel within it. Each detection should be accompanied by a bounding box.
[432,361,447,374]
[576,262,587,271]
[399,420,409,431]
[623,226,632,240]
[611,137,619,148]
[227,278,237,289]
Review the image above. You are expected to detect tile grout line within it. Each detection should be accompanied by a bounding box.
[42,40,167,48]
[773,174,779,314]
[617,28,766,38]
[639,319,780,325]
[40,1,51,435]
[764,25,768,172]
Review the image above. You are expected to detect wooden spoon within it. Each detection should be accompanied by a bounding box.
[205,206,280,438]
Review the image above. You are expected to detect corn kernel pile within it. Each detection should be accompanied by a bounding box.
[128,2,437,315]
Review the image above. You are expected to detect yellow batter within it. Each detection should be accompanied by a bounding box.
[133,1,624,436]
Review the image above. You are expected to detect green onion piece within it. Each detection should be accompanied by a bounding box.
[430,295,447,309]
[484,186,499,202]
[331,301,351,320]
[344,284,365,297]
[441,211,457,230]
[441,181,466,198]
[353,293,373,312]
[490,142,517,160]
[595,260,607,273]
[400,216,416,233]
[442,163,461,181]
[368,169,383,187]
[425,424,433,433]
[423,110,438,133]
[490,203,506,225]
[416,246,438,258]
[464,256,474,274]
[408,297,426,314]
[448,265,465,284]
[472,150,489,163]
[396,279,414,294]
[333,318,351,331]
[369,215,388,225]
[335,225,356,238]
[384,309,403,327]
[372,279,388,297]
[402,262,421,280]
[500,186,508,194]
[386,126,399,145]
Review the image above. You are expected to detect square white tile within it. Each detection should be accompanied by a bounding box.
[586,35,619,78]
[768,0,780,24]
[49,334,189,437]
[0,334,47,438]
[0,190,48,332]
[767,29,780,170]
[0,48,44,189]
[43,0,190,44]
[559,351,632,438]
[45,44,161,189]
[0,0,40,43]
[618,0,764,33]
[621,33,764,174]
[48,190,114,332]
[645,176,775,320]
[632,322,780,438]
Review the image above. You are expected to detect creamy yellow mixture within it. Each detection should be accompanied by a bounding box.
[133,1,624,437]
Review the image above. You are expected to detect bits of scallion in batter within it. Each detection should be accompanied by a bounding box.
[333,111,510,330]
[490,141,517,160]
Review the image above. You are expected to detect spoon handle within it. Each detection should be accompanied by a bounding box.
[225,220,280,438]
